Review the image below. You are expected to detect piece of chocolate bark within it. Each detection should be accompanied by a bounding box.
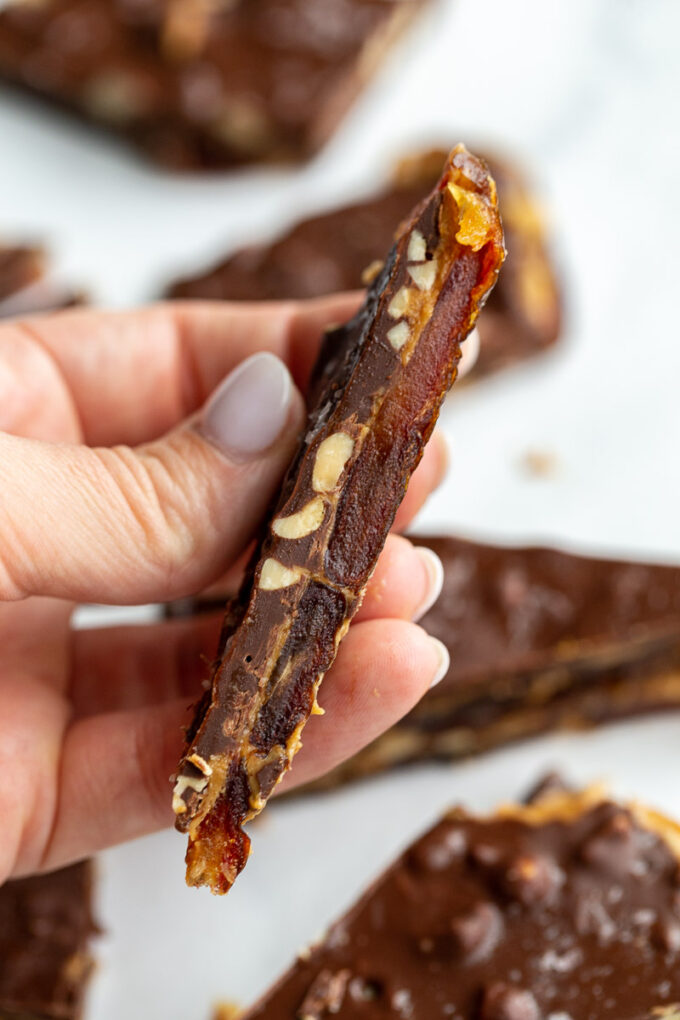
[0,0,428,170]
[0,861,97,1020]
[316,536,680,788]
[172,145,505,894]
[168,147,561,379]
[0,244,80,318]
[244,785,680,1019]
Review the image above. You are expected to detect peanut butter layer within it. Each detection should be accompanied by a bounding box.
[314,536,680,787]
[244,787,680,1020]
[172,146,505,894]
[168,147,561,379]
[0,861,97,1020]
[0,0,427,169]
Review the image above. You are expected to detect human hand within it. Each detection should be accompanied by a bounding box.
[0,298,472,882]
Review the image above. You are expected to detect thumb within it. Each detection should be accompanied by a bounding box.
[0,353,306,604]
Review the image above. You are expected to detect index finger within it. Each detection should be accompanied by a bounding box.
[0,294,360,446]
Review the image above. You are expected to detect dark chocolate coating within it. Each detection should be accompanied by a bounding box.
[313,535,680,787]
[0,861,97,1020]
[0,0,427,169]
[244,793,680,1019]
[168,148,562,379]
[173,146,505,894]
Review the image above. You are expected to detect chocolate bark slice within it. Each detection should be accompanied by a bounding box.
[0,0,427,170]
[172,145,505,894]
[0,244,81,318]
[244,787,680,1019]
[0,861,97,1020]
[315,536,680,787]
[168,147,561,379]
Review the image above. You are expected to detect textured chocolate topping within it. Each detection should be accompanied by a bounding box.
[173,146,505,894]
[168,147,562,379]
[0,861,97,1020]
[313,535,680,787]
[0,0,427,169]
[244,789,680,1019]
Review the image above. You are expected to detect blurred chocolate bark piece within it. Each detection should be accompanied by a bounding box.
[172,146,505,894]
[313,535,680,787]
[0,861,97,1020]
[168,147,562,378]
[0,244,80,318]
[0,0,429,169]
[243,786,680,1019]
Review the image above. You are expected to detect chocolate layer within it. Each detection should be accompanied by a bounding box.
[244,787,680,1019]
[173,146,505,894]
[0,244,80,318]
[315,536,680,786]
[0,0,427,169]
[168,147,562,379]
[0,861,97,1020]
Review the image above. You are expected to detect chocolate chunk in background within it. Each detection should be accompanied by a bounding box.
[0,243,82,318]
[243,785,680,1019]
[172,146,505,895]
[0,0,429,170]
[0,861,98,1020]
[308,535,680,789]
[168,147,562,380]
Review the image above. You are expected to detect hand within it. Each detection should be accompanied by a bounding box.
[0,298,467,882]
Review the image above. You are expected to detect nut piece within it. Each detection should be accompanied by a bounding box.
[272,497,325,539]
[388,286,413,319]
[259,558,305,591]
[312,433,355,493]
[172,773,208,815]
[387,321,411,351]
[408,260,438,291]
[361,259,384,285]
[408,229,427,262]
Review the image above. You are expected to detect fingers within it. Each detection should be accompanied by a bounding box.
[39,618,448,870]
[70,534,443,716]
[0,295,360,445]
[0,353,306,604]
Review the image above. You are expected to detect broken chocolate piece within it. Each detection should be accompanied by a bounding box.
[0,0,428,169]
[0,861,97,1020]
[173,146,505,894]
[312,535,680,788]
[243,787,680,1019]
[168,147,561,379]
[0,244,81,318]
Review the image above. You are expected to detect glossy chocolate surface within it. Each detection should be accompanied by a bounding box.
[0,0,426,168]
[0,862,96,1020]
[245,792,680,1019]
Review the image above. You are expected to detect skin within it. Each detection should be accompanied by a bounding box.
[0,296,460,884]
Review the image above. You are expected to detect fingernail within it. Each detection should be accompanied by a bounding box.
[428,637,450,689]
[201,353,295,460]
[432,430,450,491]
[412,546,444,622]
[459,326,480,379]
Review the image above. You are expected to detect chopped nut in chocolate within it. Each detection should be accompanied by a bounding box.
[0,861,97,1020]
[243,787,680,1019]
[173,145,505,894]
[168,147,562,380]
[0,0,429,169]
[312,535,680,788]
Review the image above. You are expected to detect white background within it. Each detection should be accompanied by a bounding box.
[1,0,680,1015]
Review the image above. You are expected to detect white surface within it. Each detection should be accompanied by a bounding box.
[2,0,680,1016]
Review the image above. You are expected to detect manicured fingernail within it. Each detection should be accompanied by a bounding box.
[201,353,294,460]
[459,326,480,379]
[428,637,450,688]
[412,546,444,622]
